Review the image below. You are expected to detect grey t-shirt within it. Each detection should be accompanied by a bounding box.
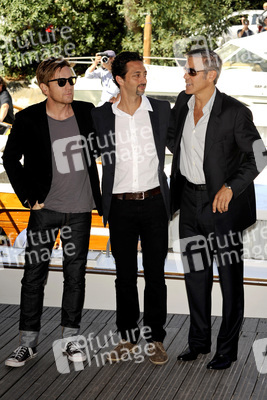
[44,114,95,213]
[0,89,14,124]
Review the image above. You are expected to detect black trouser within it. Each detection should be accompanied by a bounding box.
[179,181,244,360]
[20,209,91,333]
[108,193,168,344]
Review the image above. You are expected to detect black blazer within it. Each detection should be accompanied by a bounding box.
[168,89,266,233]
[3,100,102,215]
[91,97,171,226]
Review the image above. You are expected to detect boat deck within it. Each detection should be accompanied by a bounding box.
[1,304,267,400]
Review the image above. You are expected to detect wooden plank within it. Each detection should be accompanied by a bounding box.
[26,322,118,400]
[0,303,10,313]
[250,332,267,400]
[0,316,18,337]
[256,319,267,333]
[166,313,188,329]
[0,319,61,399]
[42,306,61,321]
[191,331,257,400]
[131,327,190,400]
[231,334,263,399]
[241,317,259,333]
[75,330,178,400]
[146,324,195,400]
[162,323,220,400]
[0,304,21,319]
[0,305,266,400]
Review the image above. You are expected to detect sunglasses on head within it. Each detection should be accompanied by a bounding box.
[184,67,206,77]
[47,76,77,87]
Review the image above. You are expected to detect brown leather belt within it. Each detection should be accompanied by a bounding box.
[113,186,161,200]
[186,180,207,191]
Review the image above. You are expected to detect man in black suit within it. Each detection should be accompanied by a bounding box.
[168,48,266,370]
[92,51,170,365]
[3,57,102,367]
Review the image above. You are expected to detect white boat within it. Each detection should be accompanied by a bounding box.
[74,32,267,107]
[216,31,267,105]
[74,63,184,105]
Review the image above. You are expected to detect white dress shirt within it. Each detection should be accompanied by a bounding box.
[111,95,160,194]
[180,89,216,184]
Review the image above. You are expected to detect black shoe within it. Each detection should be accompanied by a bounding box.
[5,346,37,367]
[207,354,236,370]
[63,341,86,362]
[177,346,210,361]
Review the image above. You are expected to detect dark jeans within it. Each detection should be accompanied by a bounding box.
[179,182,244,359]
[108,193,168,344]
[19,209,91,334]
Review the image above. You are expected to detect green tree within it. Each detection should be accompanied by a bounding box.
[119,0,254,64]
[0,0,125,79]
[0,0,262,78]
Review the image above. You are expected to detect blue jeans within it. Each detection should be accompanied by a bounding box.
[19,209,91,347]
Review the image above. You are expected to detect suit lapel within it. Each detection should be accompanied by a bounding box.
[148,100,161,160]
[172,102,189,171]
[38,101,52,168]
[99,104,116,170]
[204,89,223,160]
[72,101,88,138]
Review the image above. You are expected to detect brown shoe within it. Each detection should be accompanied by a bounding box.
[106,340,138,362]
[148,341,168,365]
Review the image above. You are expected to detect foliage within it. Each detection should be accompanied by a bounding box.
[0,0,263,77]
[0,0,125,79]
[119,0,257,65]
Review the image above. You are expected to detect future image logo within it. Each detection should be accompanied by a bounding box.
[52,135,91,174]
[172,35,212,66]
[252,139,267,173]
[180,235,211,273]
[253,338,267,374]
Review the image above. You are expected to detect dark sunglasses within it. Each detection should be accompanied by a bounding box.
[47,76,77,87]
[184,67,206,77]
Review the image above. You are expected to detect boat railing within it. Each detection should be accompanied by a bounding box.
[0,122,12,136]
[65,55,185,66]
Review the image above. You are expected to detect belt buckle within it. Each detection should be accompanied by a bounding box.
[139,191,145,200]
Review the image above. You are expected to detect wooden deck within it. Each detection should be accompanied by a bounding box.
[1,304,267,399]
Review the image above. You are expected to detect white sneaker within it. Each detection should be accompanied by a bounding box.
[5,346,37,367]
[63,341,86,362]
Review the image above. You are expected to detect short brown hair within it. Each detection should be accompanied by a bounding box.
[36,57,71,86]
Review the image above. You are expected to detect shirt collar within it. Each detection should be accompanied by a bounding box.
[112,95,153,116]
[187,88,217,114]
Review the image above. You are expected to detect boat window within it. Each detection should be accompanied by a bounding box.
[222,48,267,71]
[216,44,239,61]
[251,14,260,25]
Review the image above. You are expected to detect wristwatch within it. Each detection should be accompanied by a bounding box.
[224,183,232,190]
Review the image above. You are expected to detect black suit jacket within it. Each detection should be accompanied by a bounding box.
[91,97,171,226]
[3,100,102,215]
[168,89,266,233]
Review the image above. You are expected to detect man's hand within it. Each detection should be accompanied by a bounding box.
[87,54,102,73]
[212,185,233,214]
[94,54,102,64]
[32,201,45,210]
[109,93,120,103]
